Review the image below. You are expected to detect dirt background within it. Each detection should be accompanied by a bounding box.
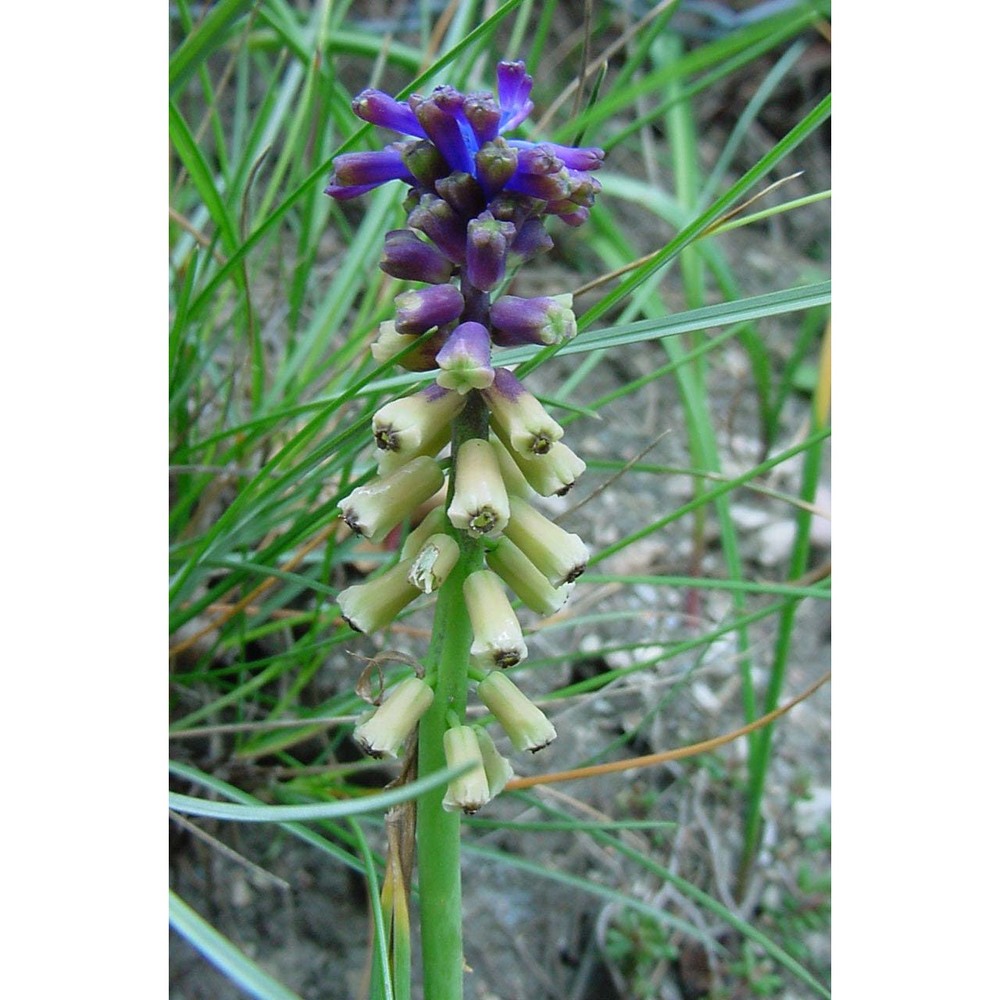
[170,5,831,998]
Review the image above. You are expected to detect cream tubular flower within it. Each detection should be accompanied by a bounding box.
[474,727,514,797]
[372,385,466,458]
[407,533,460,593]
[504,495,589,586]
[463,569,528,669]
[478,670,557,753]
[441,725,491,814]
[337,560,421,634]
[494,436,586,497]
[340,456,444,542]
[353,676,435,759]
[481,367,564,457]
[447,437,510,539]
[485,535,572,616]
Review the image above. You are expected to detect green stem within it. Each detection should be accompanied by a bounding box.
[416,391,489,1000]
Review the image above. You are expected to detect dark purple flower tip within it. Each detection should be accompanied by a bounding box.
[497,61,534,133]
[435,172,486,217]
[506,167,572,203]
[411,87,479,175]
[380,229,455,284]
[490,294,576,347]
[463,91,502,145]
[435,321,496,394]
[555,206,590,227]
[475,138,520,199]
[353,89,428,138]
[407,194,468,265]
[394,284,465,336]
[466,212,517,293]
[510,140,604,172]
[325,146,417,201]
[509,217,554,264]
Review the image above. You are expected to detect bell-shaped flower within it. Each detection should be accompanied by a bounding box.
[485,535,572,617]
[337,560,422,635]
[380,229,455,284]
[448,438,510,539]
[497,438,586,497]
[441,725,491,814]
[435,321,495,394]
[394,284,464,336]
[340,455,444,542]
[504,494,589,586]
[372,385,466,458]
[407,533,460,594]
[475,727,514,798]
[490,293,577,347]
[353,675,434,759]
[481,367,564,457]
[478,671,557,753]
[464,569,527,669]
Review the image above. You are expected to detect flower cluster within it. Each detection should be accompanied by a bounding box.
[329,61,601,813]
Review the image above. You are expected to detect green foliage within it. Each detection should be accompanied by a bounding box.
[169,2,831,997]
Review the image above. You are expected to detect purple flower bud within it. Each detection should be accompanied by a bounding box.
[401,140,450,187]
[325,146,417,200]
[475,138,520,199]
[466,212,516,292]
[509,217,554,264]
[490,293,576,347]
[463,91,502,144]
[481,367,564,456]
[434,172,486,217]
[555,205,590,227]
[407,194,468,265]
[506,166,573,203]
[394,284,464,336]
[411,87,478,175]
[509,139,604,173]
[496,61,534,133]
[435,321,495,394]
[380,229,455,284]
[352,89,427,138]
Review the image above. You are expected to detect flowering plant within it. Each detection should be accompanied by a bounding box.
[329,60,600,999]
